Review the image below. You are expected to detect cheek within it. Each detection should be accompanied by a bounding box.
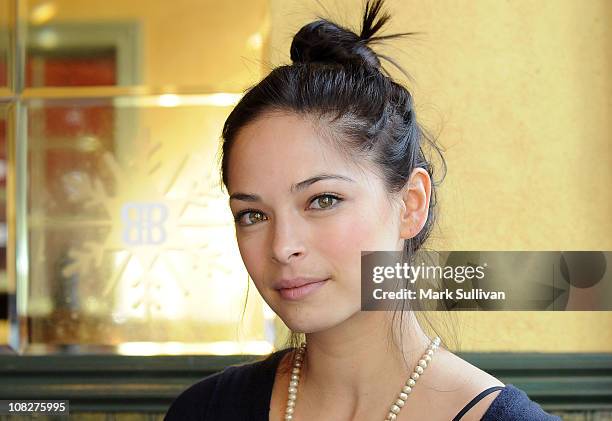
[320,206,392,263]
[236,235,267,283]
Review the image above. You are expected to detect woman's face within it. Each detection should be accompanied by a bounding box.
[227,111,406,333]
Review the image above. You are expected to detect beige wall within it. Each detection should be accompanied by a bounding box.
[268,0,612,352]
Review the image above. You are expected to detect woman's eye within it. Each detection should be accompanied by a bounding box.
[235,210,267,226]
[310,194,341,210]
[235,195,341,226]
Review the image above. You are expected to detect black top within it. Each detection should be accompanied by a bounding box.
[165,348,561,420]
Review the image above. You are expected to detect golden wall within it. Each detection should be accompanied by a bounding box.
[268,0,612,352]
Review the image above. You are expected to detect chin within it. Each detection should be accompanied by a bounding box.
[278,308,355,334]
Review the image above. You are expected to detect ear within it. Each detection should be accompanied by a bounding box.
[398,168,432,239]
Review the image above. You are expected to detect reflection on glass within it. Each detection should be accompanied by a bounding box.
[22,96,275,354]
[25,0,269,90]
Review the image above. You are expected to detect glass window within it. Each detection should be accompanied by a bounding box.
[2,0,278,355]
[24,0,268,90]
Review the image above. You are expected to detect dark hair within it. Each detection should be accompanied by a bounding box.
[219,0,451,360]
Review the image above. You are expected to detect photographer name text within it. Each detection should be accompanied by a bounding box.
[372,288,506,301]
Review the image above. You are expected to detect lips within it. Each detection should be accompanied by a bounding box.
[274,277,329,290]
[276,278,329,301]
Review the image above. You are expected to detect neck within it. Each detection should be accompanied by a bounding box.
[297,311,435,416]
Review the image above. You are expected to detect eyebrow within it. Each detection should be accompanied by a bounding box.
[229,173,355,202]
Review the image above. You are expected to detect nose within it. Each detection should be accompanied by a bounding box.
[270,217,306,264]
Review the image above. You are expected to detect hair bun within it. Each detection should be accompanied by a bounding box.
[290,0,393,70]
[290,20,381,69]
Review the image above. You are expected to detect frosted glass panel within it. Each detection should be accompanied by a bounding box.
[20,96,273,354]
[1,0,275,355]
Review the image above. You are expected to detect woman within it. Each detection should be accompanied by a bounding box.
[165,1,561,419]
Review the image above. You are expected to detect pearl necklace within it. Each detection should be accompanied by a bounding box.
[283,336,441,421]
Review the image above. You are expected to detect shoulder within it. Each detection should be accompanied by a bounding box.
[164,349,291,421]
[432,350,560,421]
[481,384,562,421]
[431,349,505,420]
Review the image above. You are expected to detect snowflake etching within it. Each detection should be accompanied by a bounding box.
[58,129,235,320]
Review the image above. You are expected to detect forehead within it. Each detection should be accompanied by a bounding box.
[226,112,365,190]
